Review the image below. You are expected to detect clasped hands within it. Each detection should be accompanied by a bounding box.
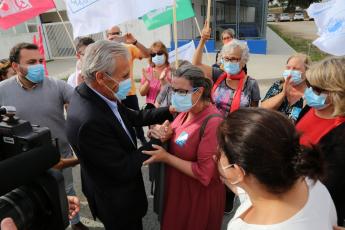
[143,120,173,165]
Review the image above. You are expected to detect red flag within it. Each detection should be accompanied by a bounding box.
[0,0,55,30]
[32,25,49,76]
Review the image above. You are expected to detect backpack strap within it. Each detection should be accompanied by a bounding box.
[199,114,223,139]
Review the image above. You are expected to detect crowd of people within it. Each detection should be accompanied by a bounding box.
[0,21,344,230]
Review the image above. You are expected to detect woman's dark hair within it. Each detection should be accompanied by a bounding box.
[0,59,12,80]
[217,108,324,194]
[175,64,212,102]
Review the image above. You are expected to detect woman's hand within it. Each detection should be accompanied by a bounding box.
[142,144,170,165]
[201,21,211,41]
[142,68,150,82]
[147,120,173,142]
[159,67,169,85]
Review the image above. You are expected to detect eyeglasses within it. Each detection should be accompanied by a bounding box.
[171,87,198,96]
[306,80,325,95]
[222,36,231,41]
[222,57,241,63]
[107,31,122,36]
[150,51,164,57]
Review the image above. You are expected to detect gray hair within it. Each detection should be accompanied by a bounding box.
[222,29,235,38]
[174,64,212,101]
[220,39,250,64]
[81,40,129,83]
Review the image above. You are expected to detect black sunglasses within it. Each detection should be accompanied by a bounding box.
[150,51,164,57]
[306,80,324,95]
[107,31,122,36]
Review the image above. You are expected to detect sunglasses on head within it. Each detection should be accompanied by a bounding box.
[150,52,164,57]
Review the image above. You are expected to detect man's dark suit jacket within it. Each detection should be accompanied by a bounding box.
[66,83,172,227]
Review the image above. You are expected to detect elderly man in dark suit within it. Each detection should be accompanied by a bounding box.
[66,40,173,230]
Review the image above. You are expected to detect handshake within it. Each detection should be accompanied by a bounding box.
[147,120,173,143]
[143,120,174,166]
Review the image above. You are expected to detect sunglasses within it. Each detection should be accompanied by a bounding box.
[107,31,122,36]
[306,80,325,95]
[222,36,231,41]
[150,51,164,57]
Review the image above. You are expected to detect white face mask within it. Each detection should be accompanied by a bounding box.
[152,54,166,66]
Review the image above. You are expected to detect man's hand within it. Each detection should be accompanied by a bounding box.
[124,33,137,45]
[1,218,17,230]
[67,196,80,220]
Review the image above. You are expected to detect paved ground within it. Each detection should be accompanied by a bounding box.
[56,25,302,229]
[268,21,318,41]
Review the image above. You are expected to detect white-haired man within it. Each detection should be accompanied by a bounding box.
[66,40,173,230]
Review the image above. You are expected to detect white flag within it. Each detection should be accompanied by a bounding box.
[66,0,174,38]
[307,0,345,56]
[168,40,196,64]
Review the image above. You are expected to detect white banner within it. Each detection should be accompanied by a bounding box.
[307,0,345,56]
[168,40,195,63]
[66,0,174,38]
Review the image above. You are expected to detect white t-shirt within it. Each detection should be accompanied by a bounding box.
[228,178,337,230]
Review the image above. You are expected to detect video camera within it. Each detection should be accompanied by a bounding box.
[0,106,69,230]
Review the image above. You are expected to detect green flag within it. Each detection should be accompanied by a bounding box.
[142,0,195,30]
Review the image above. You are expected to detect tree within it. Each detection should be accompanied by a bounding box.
[287,0,321,9]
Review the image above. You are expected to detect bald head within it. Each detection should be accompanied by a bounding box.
[106,26,123,41]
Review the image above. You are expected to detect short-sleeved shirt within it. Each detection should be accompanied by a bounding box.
[0,76,74,158]
[212,67,260,116]
[126,44,142,96]
[228,178,337,230]
[262,80,304,121]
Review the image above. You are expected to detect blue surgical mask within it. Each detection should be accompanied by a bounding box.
[152,54,166,66]
[171,89,199,112]
[223,62,241,75]
[304,87,328,110]
[25,64,45,83]
[105,73,131,100]
[283,69,303,85]
[115,78,131,100]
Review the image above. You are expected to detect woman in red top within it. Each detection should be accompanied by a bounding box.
[296,56,345,226]
[143,65,225,230]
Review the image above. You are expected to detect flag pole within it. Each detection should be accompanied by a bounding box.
[206,0,211,27]
[173,0,178,69]
[54,2,76,52]
[194,17,210,61]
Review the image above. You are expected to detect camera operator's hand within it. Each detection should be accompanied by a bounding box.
[53,157,80,170]
[68,196,80,220]
[1,218,17,230]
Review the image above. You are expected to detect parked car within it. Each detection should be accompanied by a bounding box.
[279,13,291,22]
[267,13,276,22]
[293,12,305,21]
